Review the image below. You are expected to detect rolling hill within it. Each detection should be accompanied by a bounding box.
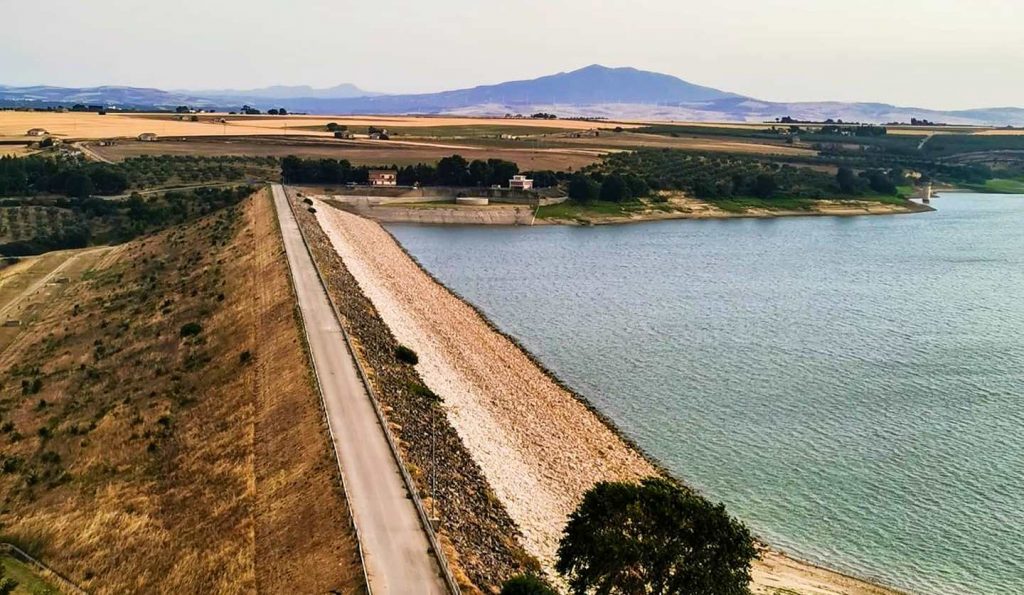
[3,65,1024,125]
[177,83,379,101]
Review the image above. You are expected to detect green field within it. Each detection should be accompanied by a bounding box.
[969,178,1024,194]
[707,197,817,213]
[1,555,60,595]
[535,200,642,220]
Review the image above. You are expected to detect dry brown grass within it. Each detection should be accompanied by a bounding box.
[0,190,362,593]
[0,249,110,355]
[0,144,35,157]
[554,131,815,156]
[0,112,335,141]
[207,114,638,131]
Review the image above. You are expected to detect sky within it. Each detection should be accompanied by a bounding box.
[2,0,1022,110]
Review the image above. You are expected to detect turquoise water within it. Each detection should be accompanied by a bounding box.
[387,194,1024,595]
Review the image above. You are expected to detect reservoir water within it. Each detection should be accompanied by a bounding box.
[387,194,1024,595]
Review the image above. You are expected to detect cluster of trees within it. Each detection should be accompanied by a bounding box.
[593,149,905,201]
[0,156,129,198]
[116,154,275,188]
[500,478,757,595]
[567,172,650,203]
[836,166,905,195]
[267,108,288,115]
[816,125,888,137]
[434,155,518,186]
[0,154,272,200]
[281,155,560,189]
[595,150,828,200]
[0,186,253,257]
[281,156,370,185]
[531,112,558,120]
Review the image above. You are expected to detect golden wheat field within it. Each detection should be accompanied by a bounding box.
[0,111,641,142]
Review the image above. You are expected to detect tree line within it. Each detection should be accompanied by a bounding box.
[281,155,561,188]
[592,149,905,201]
[0,156,130,198]
[0,186,253,256]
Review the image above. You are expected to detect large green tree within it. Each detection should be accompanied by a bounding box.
[437,154,470,186]
[556,478,757,595]
[599,173,633,203]
[568,173,599,202]
[836,167,858,194]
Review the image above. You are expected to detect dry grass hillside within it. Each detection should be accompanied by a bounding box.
[0,189,363,593]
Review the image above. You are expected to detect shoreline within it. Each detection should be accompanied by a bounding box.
[377,220,911,595]
[536,200,933,226]
[324,195,933,227]
[310,195,909,594]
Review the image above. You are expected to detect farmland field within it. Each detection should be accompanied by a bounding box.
[0,111,637,142]
[549,131,816,156]
[0,207,80,244]
[87,137,604,170]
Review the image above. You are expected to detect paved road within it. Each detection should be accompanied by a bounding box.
[271,184,446,594]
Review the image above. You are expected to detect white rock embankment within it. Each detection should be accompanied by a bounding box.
[315,202,655,569]
[312,201,906,595]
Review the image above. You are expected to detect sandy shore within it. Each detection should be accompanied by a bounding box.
[313,201,904,594]
[318,195,930,227]
[537,197,931,226]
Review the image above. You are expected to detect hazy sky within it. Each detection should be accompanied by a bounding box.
[3,0,1022,110]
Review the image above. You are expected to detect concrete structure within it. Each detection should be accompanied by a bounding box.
[369,170,397,186]
[137,133,158,141]
[455,197,489,206]
[26,128,48,136]
[509,174,534,190]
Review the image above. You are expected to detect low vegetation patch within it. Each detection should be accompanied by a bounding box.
[395,344,419,365]
[968,178,1024,194]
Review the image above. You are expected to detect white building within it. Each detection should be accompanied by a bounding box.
[509,175,534,190]
[138,133,158,141]
[26,128,48,136]
[369,170,397,186]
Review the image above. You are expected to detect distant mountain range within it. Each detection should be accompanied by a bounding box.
[3,65,1023,126]
[174,83,378,101]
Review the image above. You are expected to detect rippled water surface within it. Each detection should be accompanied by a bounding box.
[387,194,1024,595]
